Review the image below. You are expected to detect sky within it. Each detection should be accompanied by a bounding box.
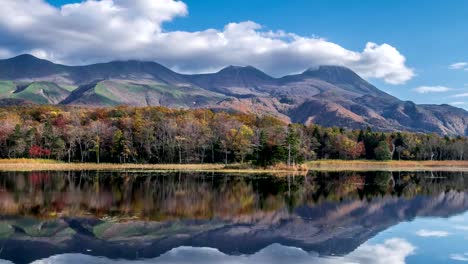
[0,0,467,108]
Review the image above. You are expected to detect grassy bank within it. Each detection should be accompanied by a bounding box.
[0,159,304,174]
[2,159,468,173]
[308,160,468,172]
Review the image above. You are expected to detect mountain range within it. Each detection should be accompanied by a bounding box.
[1,54,467,135]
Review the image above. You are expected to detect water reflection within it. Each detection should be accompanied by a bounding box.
[26,239,416,264]
[0,171,467,263]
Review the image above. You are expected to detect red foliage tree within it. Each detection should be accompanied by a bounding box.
[29,145,51,158]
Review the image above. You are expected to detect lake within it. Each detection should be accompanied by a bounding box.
[0,170,467,264]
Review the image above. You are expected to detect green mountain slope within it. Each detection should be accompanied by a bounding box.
[11,82,71,104]
[0,81,16,98]
[63,80,226,107]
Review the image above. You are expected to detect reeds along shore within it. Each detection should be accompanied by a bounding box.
[2,159,468,173]
[307,160,468,171]
[0,159,306,173]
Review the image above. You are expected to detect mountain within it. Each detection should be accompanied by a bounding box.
[1,54,467,135]
[0,55,226,107]
[188,65,276,96]
[0,54,65,80]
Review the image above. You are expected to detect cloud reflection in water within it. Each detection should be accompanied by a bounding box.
[29,238,414,264]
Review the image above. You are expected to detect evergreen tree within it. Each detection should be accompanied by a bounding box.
[374,141,392,161]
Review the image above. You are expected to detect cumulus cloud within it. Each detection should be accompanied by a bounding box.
[450,62,468,70]
[0,0,414,84]
[415,229,450,237]
[31,239,415,264]
[413,86,453,94]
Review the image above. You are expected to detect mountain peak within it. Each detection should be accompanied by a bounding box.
[108,59,164,66]
[7,54,50,63]
[219,65,259,73]
[0,54,63,79]
[304,65,355,75]
[301,64,367,85]
[211,65,272,81]
[11,54,37,59]
[217,65,274,79]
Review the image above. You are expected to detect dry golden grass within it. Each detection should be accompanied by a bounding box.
[0,158,60,164]
[308,159,468,172]
[267,163,309,171]
[0,159,302,174]
[2,159,468,173]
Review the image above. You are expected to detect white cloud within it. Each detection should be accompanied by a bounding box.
[413,86,453,94]
[0,48,11,59]
[450,253,468,261]
[450,62,468,70]
[31,239,415,264]
[415,229,450,237]
[0,0,414,84]
[450,102,466,106]
[452,93,468,98]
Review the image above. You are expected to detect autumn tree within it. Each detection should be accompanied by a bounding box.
[0,106,466,164]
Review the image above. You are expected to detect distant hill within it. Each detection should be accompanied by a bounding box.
[1,54,467,135]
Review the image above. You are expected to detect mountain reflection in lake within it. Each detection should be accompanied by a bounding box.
[0,170,467,264]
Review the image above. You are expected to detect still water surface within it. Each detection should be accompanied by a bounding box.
[0,170,467,263]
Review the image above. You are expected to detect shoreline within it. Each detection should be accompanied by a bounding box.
[0,159,301,174]
[307,160,468,172]
[1,159,468,172]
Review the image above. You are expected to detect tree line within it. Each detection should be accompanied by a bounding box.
[1,105,468,164]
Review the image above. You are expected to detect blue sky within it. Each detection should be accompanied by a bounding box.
[7,0,468,107]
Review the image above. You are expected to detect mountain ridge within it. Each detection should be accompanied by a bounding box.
[0,54,467,135]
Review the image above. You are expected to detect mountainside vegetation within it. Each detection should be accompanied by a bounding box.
[1,54,468,136]
[1,105,468,165]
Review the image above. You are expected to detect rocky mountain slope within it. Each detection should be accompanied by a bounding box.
[0,54,467,135]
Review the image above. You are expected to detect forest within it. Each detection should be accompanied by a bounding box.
[0,105,468,165]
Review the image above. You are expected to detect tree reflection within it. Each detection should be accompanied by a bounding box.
[0,171,467,221]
